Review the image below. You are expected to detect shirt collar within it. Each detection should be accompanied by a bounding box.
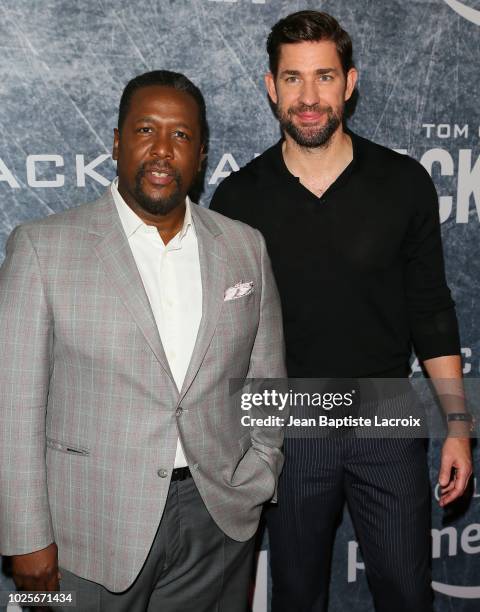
[275,128,359,171]
[268,128,361,195]
[111,177,195,240]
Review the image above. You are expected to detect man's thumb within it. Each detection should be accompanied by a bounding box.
[439,460,452,486]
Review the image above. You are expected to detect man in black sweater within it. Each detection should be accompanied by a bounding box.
[210,10,473,612]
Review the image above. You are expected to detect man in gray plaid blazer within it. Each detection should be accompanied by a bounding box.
[0,71,286,611]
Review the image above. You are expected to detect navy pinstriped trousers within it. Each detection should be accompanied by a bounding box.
[266,437,433,612]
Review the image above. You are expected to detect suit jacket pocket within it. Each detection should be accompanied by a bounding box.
[223,291,255,309]
[230,446,276,503]
[238,432,252,456]
[46,437,90,456]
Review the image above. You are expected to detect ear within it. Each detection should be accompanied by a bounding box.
[112,128,120,161]
[198,144,207,172]
[264,72,278,105]
[344,68,358,102]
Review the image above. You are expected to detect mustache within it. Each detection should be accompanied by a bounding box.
[287,103,334,116]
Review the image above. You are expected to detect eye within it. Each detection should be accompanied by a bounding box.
[136,126,153,133]
[319,75,333,82]
[174,130,190,140]
[285,76,300,83]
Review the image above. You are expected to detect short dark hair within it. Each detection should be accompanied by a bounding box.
[117,70,208,149]
[267,11,354,78]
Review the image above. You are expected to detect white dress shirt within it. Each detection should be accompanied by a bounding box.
[111,178,202,468]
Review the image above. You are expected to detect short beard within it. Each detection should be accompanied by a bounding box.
[277,102,343,149]
[134,165,184,216]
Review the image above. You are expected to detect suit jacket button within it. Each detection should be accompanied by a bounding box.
[157,468,168,478]
[175,407,183,417]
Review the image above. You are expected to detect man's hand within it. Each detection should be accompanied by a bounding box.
[11,542,60,592]
[438,437,473,507]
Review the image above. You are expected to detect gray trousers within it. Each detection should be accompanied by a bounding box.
[57,476,255,612]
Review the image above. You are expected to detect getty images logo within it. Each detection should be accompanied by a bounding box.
[443,0,480,24]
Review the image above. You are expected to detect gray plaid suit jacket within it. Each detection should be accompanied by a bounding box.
[0,191,286,591]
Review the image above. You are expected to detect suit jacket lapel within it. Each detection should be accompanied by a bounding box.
[178,205,226,404]
[89,192,175,384]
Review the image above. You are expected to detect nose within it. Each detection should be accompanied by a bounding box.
[150,130,173,159]
[299,79,319,107]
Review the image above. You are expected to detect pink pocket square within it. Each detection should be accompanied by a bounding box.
[224,281,254,301]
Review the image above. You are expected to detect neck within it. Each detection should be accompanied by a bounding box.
[282,126,352,179]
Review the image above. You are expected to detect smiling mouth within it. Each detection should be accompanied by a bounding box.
[144,168,176,186]
[296,112,325,123]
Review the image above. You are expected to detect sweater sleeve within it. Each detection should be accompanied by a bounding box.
[403,160,461,361]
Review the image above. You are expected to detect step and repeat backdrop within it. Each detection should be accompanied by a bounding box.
[0,1,479,610]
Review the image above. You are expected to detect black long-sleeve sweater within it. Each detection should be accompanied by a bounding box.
[210,130,460,378]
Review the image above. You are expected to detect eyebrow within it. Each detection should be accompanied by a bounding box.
[134,116,193,130]
[280,68,338,76]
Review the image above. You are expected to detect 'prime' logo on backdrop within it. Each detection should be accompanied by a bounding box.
[348,478,480,599]
[349,523,480,599]
[443,0,480,25]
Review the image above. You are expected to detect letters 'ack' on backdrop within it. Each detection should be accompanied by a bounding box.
[0,1,479,611]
